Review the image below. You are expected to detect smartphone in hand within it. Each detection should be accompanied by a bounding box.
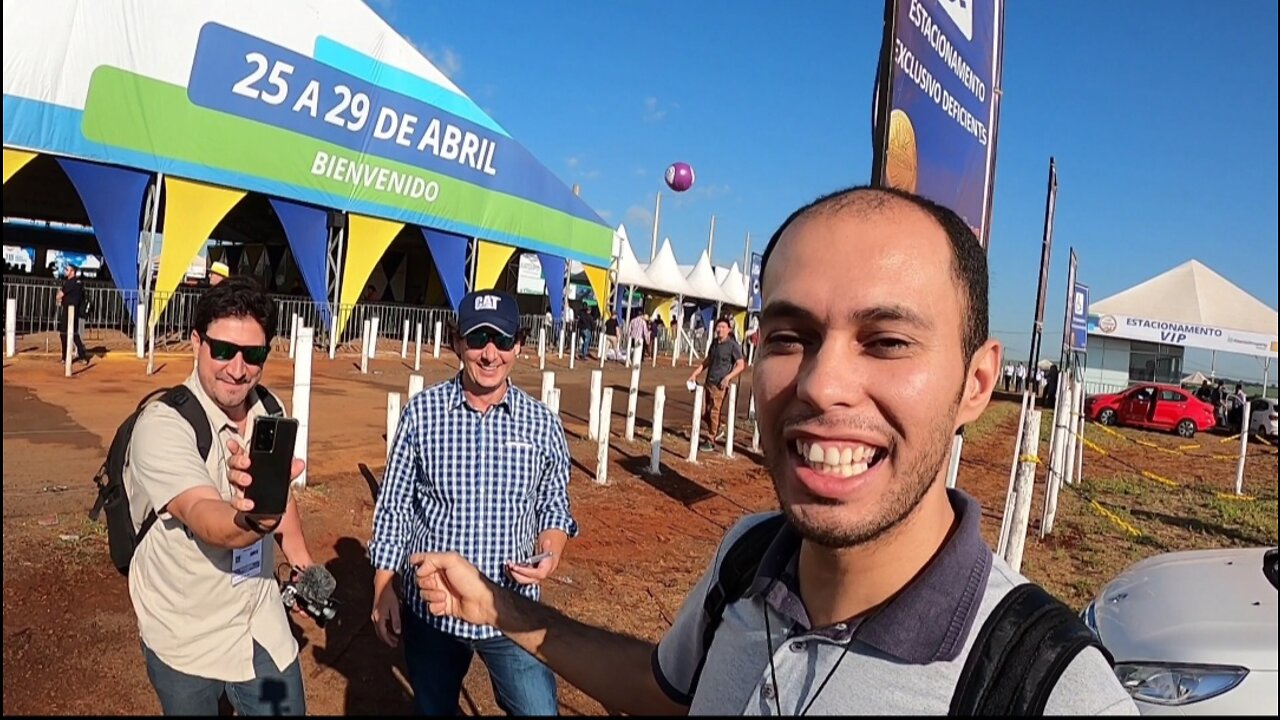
[244,416,299,517]
[513,551,553,568]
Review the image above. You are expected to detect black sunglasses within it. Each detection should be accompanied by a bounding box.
[464,330,517,352]
[201,334,271,366]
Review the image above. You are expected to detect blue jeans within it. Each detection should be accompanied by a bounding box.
[403,607,558,716]
[578,327,593,358]
[142,641,306,716]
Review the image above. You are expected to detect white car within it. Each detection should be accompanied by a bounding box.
[1248,398,1278,439]
[1083,547,1278,714]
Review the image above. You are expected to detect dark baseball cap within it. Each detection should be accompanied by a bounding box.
[457,290,519,337]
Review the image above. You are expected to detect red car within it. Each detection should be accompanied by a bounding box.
[1085,383,1217,438]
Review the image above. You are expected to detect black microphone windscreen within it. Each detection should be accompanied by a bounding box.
[297,565,337,601]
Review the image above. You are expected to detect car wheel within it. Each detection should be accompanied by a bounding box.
[1098,409,1116,426]
[1176,419,1196,438]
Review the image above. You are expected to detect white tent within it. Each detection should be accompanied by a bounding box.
[719,262,749,307]
[613,225,654,290]
[685,250,735,305]
[1091,260,1278,356]
[1181,370,1210,386]
[643,237,697,298]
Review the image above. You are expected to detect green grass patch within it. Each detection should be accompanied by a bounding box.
[968,401,1018,442]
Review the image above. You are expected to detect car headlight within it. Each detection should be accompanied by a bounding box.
[1113,663,1249,705]
[1081,600,1099,639]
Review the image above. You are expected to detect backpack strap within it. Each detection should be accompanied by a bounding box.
[254,385,284,417]
[688,513,787,698]
[949,582,1111,716]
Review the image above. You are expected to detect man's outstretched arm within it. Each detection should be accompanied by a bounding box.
[411,551,688,717]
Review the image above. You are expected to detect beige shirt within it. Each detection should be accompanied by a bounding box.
[125,372,296,681]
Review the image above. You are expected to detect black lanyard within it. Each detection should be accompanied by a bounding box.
[762,607,862,716]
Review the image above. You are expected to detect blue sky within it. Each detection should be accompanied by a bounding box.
[367,0,1278,383]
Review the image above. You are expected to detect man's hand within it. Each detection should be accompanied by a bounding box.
[225,438,303,529]
[506,537,560,586]
[372,580,403,647]
[410,551,499,627]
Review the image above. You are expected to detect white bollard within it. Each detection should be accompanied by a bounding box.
[328,314,338,360]
[432,320,442,359]
[64,306,75,377]
[386,391,402,461]
[547,387,561,416]
[625,368,640,442]
[414,322,423,371]
[997,392,1034,557]
[146,312,157,376]
[588,370,602,441]
[538,327,546,370]
[134,302,145,358]
[649,385,666,474]
[401,318,410,359]
[624,337,632,368]
[945,433,964,489]
[1235,401,1250,496]
[687,339,695,367]
[408,373,425,399]
[1003,409,1043,574]
[598,331,607,369]
[1042,380,1075,537]
[747,388,757,421]
[557,324,566,358]
[652,339,658,368]
[594,388,614,485]
[672,330,681,367]
[360,319,371,374]
[289,314,300,359]
[569,333,577,370]
[541,371,556,405]
[751,418,760,453]
[725,384,738,458]
[688,385,705,463]
[5,297,15,358]
[291,327,314,488]
[368,316,381,359]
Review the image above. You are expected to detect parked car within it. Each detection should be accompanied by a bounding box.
[1085,384,1217,438]
[1083,547,1278,714]
[1225,396,1278,438]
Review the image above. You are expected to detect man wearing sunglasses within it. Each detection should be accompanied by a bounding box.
[124,276,316,715]
[370,289,577,715]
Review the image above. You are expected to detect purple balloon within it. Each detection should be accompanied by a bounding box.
[665,162,695,192]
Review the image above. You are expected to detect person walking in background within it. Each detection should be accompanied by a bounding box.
[628,312,650,363]
[369,290,577,716]
[56,264,89,364]
[687,317,745,452]
[1015,361,1027,393]
[603,313,620,362]
[1002,362,1014,392]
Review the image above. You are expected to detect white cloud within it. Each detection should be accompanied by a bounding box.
[566,156,581,168]
[643,96,667,122]
[625,204,655,230]
[408,39,463,79]
[581,169,602,180]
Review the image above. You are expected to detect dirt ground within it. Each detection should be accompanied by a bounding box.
[3,345,1277,715]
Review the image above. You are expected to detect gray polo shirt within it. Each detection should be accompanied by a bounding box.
[653,490,1138,715]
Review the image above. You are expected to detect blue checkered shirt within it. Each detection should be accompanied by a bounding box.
[369,374,578,640]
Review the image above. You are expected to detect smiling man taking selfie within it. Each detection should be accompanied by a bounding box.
[402,188,1137,715]
[369,289,578,715]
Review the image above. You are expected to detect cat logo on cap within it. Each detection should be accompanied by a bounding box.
[475,294,500,311]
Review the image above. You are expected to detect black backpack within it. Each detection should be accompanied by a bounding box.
[690,514,1112,716]
[88,385,282,575]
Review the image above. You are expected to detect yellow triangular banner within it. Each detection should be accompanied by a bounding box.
[647,296,675,328]
[337,214,404,335]
[583,265,611,320]
[3,148,38,184]
[151,178,246,326]
[474,240,517,291]
[734,310,746,340]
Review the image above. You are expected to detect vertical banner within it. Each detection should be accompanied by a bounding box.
[873,0,1005,247]
[56,158,151,316]
[475,240,517,291]
[3,148,38,184]
[1070,283,1090,353]
[748,251,763,313]
[646,297,675,328]
[583,265,610,319]
[536,252,567,324]
[337,214,404,333]
[421,227,469,311]
[268,198,331,327]
[152,177,247,325]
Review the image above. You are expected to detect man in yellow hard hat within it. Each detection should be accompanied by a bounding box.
[209,261,230,287]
